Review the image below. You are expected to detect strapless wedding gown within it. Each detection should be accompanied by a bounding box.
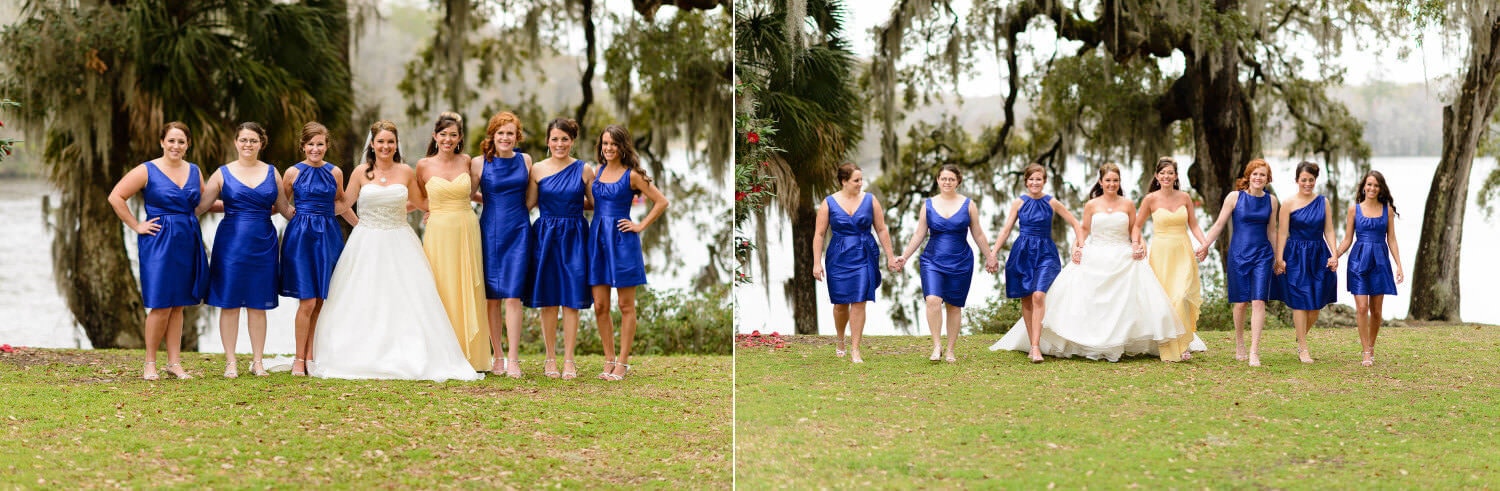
[310,183,484,381]
[990,211,1199,361]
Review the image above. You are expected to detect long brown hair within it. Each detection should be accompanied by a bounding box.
[1148,156,1179,192]
[424,112,464,157]
[597,124,650,193]
[363,120,402,179]
[1089,162,1122,199]
[1356,170,1399,217]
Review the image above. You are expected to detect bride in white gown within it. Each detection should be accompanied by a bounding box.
[990,163,1203,362]
[310,120,483,381]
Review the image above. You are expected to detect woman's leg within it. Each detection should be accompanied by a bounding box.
[612,287,638,378]
[219,307,239,375]
[562,307,580,378]
[944,303,962,361]
[592,286,617,378]
[1248,300,1265,366]
[832,304,850,356]
[143,308,170,378]
[247,308,267,375]
[924,296,944,360]
[1232,302,1248,360]
[849,302,867,363]
[541,306,560,377]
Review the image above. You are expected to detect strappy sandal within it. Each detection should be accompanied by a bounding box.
[491,357,506,377]
[561,359,577,380]
[250,359,268,377]
[223,360,239,379]
[142,361,159,381]
[543,358,561,378]
[291,358,307,377]
[598,359,617,380]
[165,363,192,380]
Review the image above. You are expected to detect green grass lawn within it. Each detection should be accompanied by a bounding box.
[735,325,1500,488]
[0,350,730,488]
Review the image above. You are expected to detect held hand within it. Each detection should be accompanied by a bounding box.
[617,218,645,233]
[1194,247,1209,262]
[1274,260,1286,275]
[813,264,825,282]
[1070,248,1082,264]
[422,211,431,226]
[133,217,162,236]
[1326,257,1338,271]
[286,205,296,219]
[984,256,999,273]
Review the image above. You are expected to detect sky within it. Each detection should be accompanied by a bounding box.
[843,0,1465,98]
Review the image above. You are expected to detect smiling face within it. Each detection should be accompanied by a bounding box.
[600,131,620,164]
[1246,166,1269,191]
[491,123,518,154]
[303,134,327,164]
[161,128,189,161]
[433,124,460,155]
[372,129,398,162]
[1363,176,1381,201]
[841,169,864,193]
[1297,171,1316,194]
[1101,170,1121,196]
[1025,171,1045,194]
[936,169,959,193]
[1155,164,1177,189]
[234,129,263,161]
[547,128,573,160]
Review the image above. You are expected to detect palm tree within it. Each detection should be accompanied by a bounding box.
[0,0,353,348]
[737,0,864,334]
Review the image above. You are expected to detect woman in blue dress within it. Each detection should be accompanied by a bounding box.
[1199,159,1279,367]
[280,122,355,377]
[588,125,669,381]
[474,111,532,378]
[527,117,593,380]
[812,163,898,364]
[989,163,1084,363]
[1273,161,1338,364]
[107,122,208,380]
[197,122,289,378]
[1334,170,1403,367]
[894,165,997,363]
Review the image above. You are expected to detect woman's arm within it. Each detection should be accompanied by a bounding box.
[896,200,929,267]
[989,199,1022,258]
[1200,192,1238,251]
[1322,197,1338,271]
[1387,205,1403,284]
[812,203,830,281]
[622,172,670,233]
[967,200,998,272]
[1334,204,1357,258]
[107,165,157,235]
[194,169,224,216]
[871,197,899,270]
[1274,197,1292,274]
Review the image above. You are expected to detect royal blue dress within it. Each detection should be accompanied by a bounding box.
[1281,195,1337,310]
[1348,203,1398,296]
[587,167,647,287]
[137,162,208,309]
[1226,190,1276,303]
[479,153,532,299]
[208,166,279,309]
[824,193,880,305]
[919,198,974,307]
[1004,195,1060,299]
[279,162,344,300]
[527,160,591,309]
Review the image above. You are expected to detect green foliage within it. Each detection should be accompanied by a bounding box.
[961,295,1022,335]
[734,83,780,284]
[571,285,733,356]
[0,99,18,162]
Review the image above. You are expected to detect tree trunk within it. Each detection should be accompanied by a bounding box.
[1411,10,1500,322]
[787,203,819,335]
[575,0,598,138]
[443,0,468,114]
[1183,12,1257,277]
[59,184,146,348]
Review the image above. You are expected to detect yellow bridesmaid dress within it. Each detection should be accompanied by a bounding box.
[1148,206,1202,361]
[423,173,491,371]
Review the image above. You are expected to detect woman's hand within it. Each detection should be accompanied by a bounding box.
[133,217,161,235]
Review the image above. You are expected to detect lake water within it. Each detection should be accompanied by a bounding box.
[736,156,1500,335]
[0,166,718,351]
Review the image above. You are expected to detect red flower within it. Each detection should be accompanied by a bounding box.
[0,344,13,353]
[736,192,747,201]
[750,330,761,337]
[746,132,760,144]
[760,161,769,166]
[751,185,763,193]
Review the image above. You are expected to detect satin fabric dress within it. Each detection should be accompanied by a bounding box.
[918,198,974,307]
[207,166,278,309]
[990,211,1186,361]
[528,160,592,309]
[823,193,880,305]
[1226,190,1276,303]
[423,173,490,371]
[1347,203,1398,296]
[279,162,344,299]
[1280,195,1337,310]
[587,168,647,287]
[1004,195,1061,299]
[136,162,209,308]
[1149,206,1206,361]
[310,183,483,382]
[478,153,532,299]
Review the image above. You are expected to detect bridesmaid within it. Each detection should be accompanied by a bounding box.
[988,163,1084,364]
[197,122,288,378]
[107,122,208,380]
[588,125,669,381]
[1136,157,1211,363]
[528,117,594,380]
[894,165,997,363]
[1334,170,1403,367]
[474,111,532,378]
[415,112,490,373]
[812,163,898,364]
[1274,161,1338,364]
[280,122,356,377]
[1198,159,1279,366]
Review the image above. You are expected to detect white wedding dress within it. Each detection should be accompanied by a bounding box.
[310,184,484,381]
[989,211,1205,361]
